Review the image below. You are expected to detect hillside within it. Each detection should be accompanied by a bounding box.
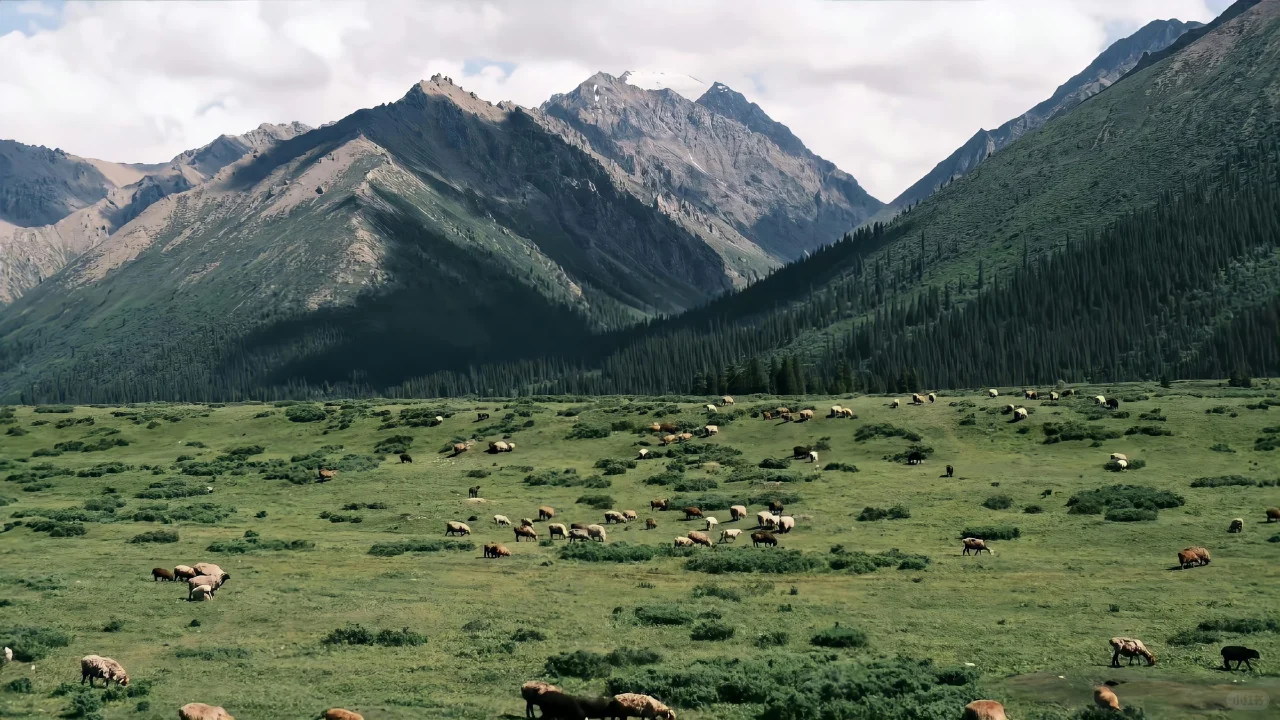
[542,72,882,277]
[0,140,122,228]
[884,17,1201,215]
[0,385,1277,719]
[0,76,733,402]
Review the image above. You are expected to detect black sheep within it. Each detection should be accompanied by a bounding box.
[1106,398,1120,410]
[752,531,778,547]
[399,453,412,463]
[1222,646,1260,671]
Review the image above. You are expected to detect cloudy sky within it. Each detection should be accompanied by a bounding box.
[0,0,1231,201]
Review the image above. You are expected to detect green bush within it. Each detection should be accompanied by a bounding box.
[1023,504,1043,514]
[810,624,868,648]
[576,494,615,509]
[685,549,824,575]
[759,457,791,469]
[855,424,922,442]
[822,462,859,472]
[223,445,265,458]
[856,505,910,521]
[545,650,612,679]
[1067,485,1184,518]
[959,526,1021,541]
[829,548,928,574]
[322,624,426,646]
[33,405,74,413]
[1191,475,1256,488]
[690,620,735,641]
[1167,629,1220,646]
[691,584,741,602]
[367,539,474,557]
[755,631,789,648]
[102,618,124,633]
[673,477,718,492]
[982,494,1013,510]
[0,625,73,661]
[558,542,685,563]
[1042,421,1121,444]
[1209,443,1236,453]
[63,689,102,718]
[206,538,313,553]
[1105,507,1158,522]
[284,404,327,423]
[634,605,693,626]
[1196,617,1279,634]
[5,677,33,693]
[594,458,638,475]
[1126,425,1173,437]
[373,435,414,454]
[567,422,610,439]
[129,530,179,544]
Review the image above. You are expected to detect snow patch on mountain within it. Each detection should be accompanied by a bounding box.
[620,70,711,100]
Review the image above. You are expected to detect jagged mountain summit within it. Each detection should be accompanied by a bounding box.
[884,17,1203,214]
[619,70,713,99]
[541,72,882,280]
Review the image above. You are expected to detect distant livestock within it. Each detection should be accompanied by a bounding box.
[928,392,936,403]
[706,404,718,413]
[604,510,627,524]
[317,468,336,481]
[80,655,129,688]
[721,396,734,405]
[493,515,511,527]
[659,422,678,433]
[193,563,224,577]
[1050,391,1060,401]
[538,506,556,520]
[1266,507,1279,522]
[469,485,481,498]
[762,412,773,420]
[912,393,925,405]
[173,565,197,581]
[1013,407,1028,421]
[484,543,512,558]
[1106,398,1120,410]
[323,710,363,720]
[720,529,742,543]
[189,585,213,602]
[514,525,537,542]
[704,516,719,532]
[489,440,510,453]
[729,505,748,521]
[648,422,662,432]
[768,500,785,513]
[1002,404,1015,414]
[946,464,954,478]
[807,450,818,463]
[678,432,693,442]
[687,531,712,547]
[890,399,900,409]
[399,453,412,463]
[477,412,490,421]
[1228,518,1243,533]
[662,434,678,446]
[703,425,718,436]
[645,518,657,530]
[1095,395,1107,405]
[587,524,607,542]
[777,516,795,533]
[1221,645,1260,671]
[962,700,1007,720]
[757,511,777,529]
[623,510,637,522]
[1110,637,1156,666]
[446,521,471,537]
[829,405,844,418]
[522,681,562,719]
[1178,546,1211,569]
[988,389,999,398]
[840,407,856,418]
[567,528,590,542]
[152,567,175,582]
[637,448,649,459]
[673,536,694,548]
[179,704,234,720]
[651,499,668,511]
[1024,389,1038,400]
[548,523,567,540]
[453,442,469,455]
[752,531,778,548]
[962,538,991,555]
[683,507,703,520]
[1093,687,1120,712]
[1110,453,1128,461]
[611,692,677,720]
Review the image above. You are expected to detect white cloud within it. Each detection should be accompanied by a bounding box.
[0,0,1219,200]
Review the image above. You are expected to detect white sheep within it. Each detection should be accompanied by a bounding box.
[179,703,235,720]
[705,516,719,532]
[1095,395,1107,405]
[673,536,694,547]
[587,524,607,542]
[1110,453,1128,461]
[445,521,471,536]
[757,510,777,529]
[706,404,718,413]
[808,450,818,463]
[493,514,511,526]
[988,389,999,398]
[729,505,748,521]
[189,584,214,602]
[719,528,742,543]
[704,425,718,436]
[777,516,796,533]
[611,693,677,720]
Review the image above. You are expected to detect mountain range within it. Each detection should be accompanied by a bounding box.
[0,0,1275,401]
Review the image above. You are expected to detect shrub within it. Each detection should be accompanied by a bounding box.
[982,494,1013,510]
[1105,507,1158,522]
[1167,629,1220,646]
[594,458,638,475]
[897,556,930,571]
[5,677,33,693]
[102,618,124,633]
[206,538,313,553]
[1196,617,1279,634]
[322,624,425,646]
[685,549,824,575]
[334,454,381,472]
[174,647,251,660]
[690,620,735,641]
[63,689,102,718]
[691,584,742,602]
[634,605,693,626]
[1042,421,1121,444]
[823,462,859,472]
[1191,475,1256,488]
[829,548,928,574]
[33,405,74,413]
[856,505,910,521]
[855,424,922,442]
[759,457,791,469]
[755,631,789,648]
[223,445,265,458]
[1126,425,1173,437]
[1023,504,1043,514]
[1067,485,1184,518]
[512,628,546,643]
[576,494,615,510]
[374,435,414,454]
[606,647,662,667]
[367,539,474,557]
[959,526,1020,541]
[567,422,610,439]
[545,650,612,679]
[284,404,327,423]
[129,530,179,544]
[673,477,718,492]
[557,542,682,563]
[0,625,73,661]
[1209,443,1236,453]
[1139,409,1167,421]
[810,624,868,648]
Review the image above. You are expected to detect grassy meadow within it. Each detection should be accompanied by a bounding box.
[1,381,1278,719]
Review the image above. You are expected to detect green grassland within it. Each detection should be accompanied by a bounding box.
[1,382,1278,719]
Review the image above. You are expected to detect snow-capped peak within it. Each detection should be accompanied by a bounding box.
[620,71,712,100]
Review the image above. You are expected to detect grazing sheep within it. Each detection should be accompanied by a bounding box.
[646,518,657,530]
[179,703,234,720]
[729,505,748,521]
[189,585,213,602]
[661,434,678,446]
[651,499,669,511]
[673,536,694,548]
[174,565,197,581]
[704,517,719,532]
[777,516,795,533]
[721,396,734,405]
[1221,645,1260,671]
[829,405,844,418]
[1024,390,1038,400]
[1002,404,1015,414]
[946,464,954,478]
[703,425,719,437]
[1115,459,1129,470]
[687,531,712,547]
[469,485,481,499]
[752,531,778,548]
[1093,687,1120,711]
[567,528,590,542]
[489,440,510,453]
[706,404,718,413]
[1228,518,1244,533]
[988,389,999,398]
[1095,395,1107,405]
[928,393,937,403]
[623,510,637,522]
[538,506,556,520]
[1178,546,1211,569]
[610,693,677,720]
[1050,391,1060,401]
[890,399,900,409]
[775,407,791,415]
[587,524,607,542]
[484,543,512,558]
[757,511,776,529]
[962,700,1007,720]
[768,500,785,514]
[193,562,224,578]
[808,450,818,463]
[779,412,792,422]
[323,710,363,720]
[962,538,990,555]
[494,514,512,527]
[1106,398,1120,410]
[80,655,129,688]
[571,523,587,530]
[800,409,815,421]
[1266,507,1279,522]
[446,521,471,537]
[1062,388,1076,396]
[1013,407,1028,421]
[520,517,534,528]
[604,510,627,524]
[1110,637,1156,666]
[1110,453,1128,461]
[317,468,336,481]
[683,507,703,520]
[152,567,176,582]
[660,422,678,433]
[4,647,11,663]
[679,432,694,441]
[396,452,413,464]
[522,681,562,719]
[840,407,856,418]
[720,529,742,543]
[637,448,649,459]
[188,575,226,598]
[514,525,537,543]
[648,422,662,433]
[548,523,568,540]
[912,393,925,405]
[453,442,469,455]
[762,411,773,420]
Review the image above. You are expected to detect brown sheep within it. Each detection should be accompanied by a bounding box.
[775,407,791,415]
[751,531,777,547]
[729,505,748,521]
[189,585,213,602]
[829,405,845,418]
[521,681,561,718]
[798,409,815,421]
[173,565,197,581]
[80,655,129,687]
[661,434,678,446]
[912,393,925,405]
[1106,397,1120,410]
[484,543,512,558]
[514,525,538,542]
[538,506,556,521]
[962,538,990,555]
[687,531,712,547]
[323,710,364,720]
[610,692,677,720]
[840,407,855,418]
[648,422,662,432]
[962,700,1007,720]
[1178,546,1211,569]
[399,453,413,463]
[762,411,773,420]
[678,432,694,442]
[548,523,568,540]
[567,528,590,542]
[623,510,637,522]
[453,442,469,456]
[188,575,227,599]
[1267,507,1280,522]
[659,422,678,433]
[1110,637,1156,666]
[1093,686,1120,711]
[520,518,535,528]
[489,440,510,453]
[179,703,234,720]
[317,468,336,481]
[1228,518,1244,533]
[683,507,703,520]
[604,510,627,524]
[645,518,657,530]
[768,500,785,514]
[587,524,607,542]
[445,521,471,536]
[651,498,669,511]
[1024,389,1038,400]
[152,567,176,582]
[571,522,588,530]
[673,536,694,547]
